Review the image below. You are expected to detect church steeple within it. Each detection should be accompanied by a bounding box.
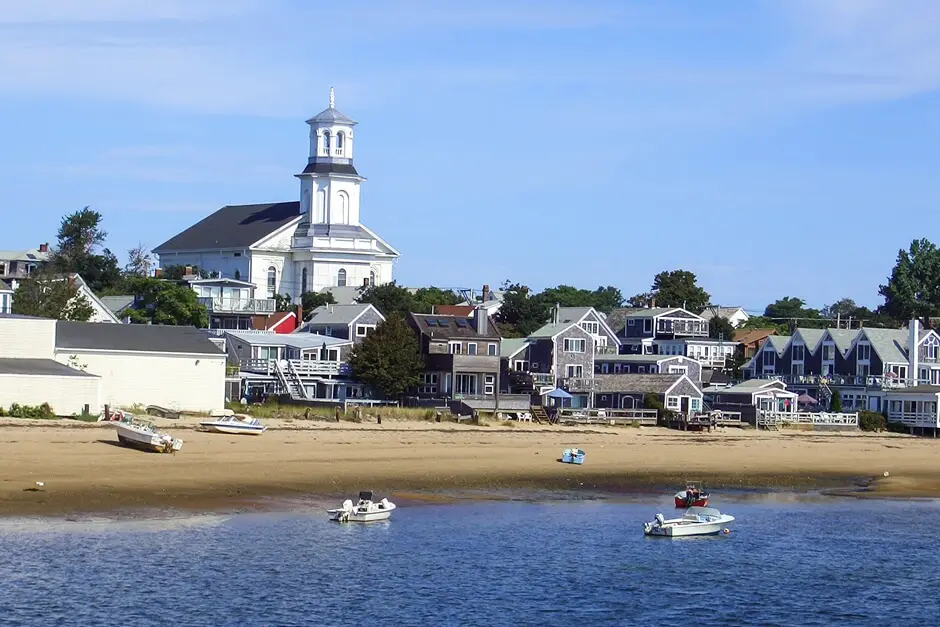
[296,88,364,231]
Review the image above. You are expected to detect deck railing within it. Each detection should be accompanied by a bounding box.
[757,411,859,427]
[756,374,925,390]
[556,408,658,426]
[886,411,939,428]
[198,297,276,314]
[241,358,349,377]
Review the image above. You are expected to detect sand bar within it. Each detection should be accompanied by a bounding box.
[1,417,939,517]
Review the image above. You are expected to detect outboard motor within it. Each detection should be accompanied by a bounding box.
[655,513,665,526]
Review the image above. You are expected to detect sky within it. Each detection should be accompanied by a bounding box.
[1,0,938,312]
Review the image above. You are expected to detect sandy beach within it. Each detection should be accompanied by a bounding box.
[1,417,939,516]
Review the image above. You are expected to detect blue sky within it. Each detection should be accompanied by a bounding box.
[1,0,938,312]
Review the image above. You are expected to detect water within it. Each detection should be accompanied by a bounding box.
[1,497,939,626]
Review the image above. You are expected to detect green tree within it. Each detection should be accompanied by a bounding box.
[124,243,153,278]
[411,286,461,314]
[822,298,895,329]
[539,284,624,314]
[495,281,551,337]
[274,294,294,312]
[357,281,416,318]
[49,207,122,293]
[646,270,710,311]
[347,315,424,399]
[708,316,735,341]
[301,290,336,314]
[589,286,624,314]
[879,238,940,325]
[124,277,208,327]
[11,272,95,321]
[625,292,653,308]
[764,297,825,329]
[160,264,211,280]
[738,315,789,335]
[830,389,842,413]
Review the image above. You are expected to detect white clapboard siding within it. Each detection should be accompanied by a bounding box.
[54,350,226,413]
[0,318,56,359]
[0,373,102,416]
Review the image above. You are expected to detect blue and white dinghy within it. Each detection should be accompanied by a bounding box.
[199,413,266,435]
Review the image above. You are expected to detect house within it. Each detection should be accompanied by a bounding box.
[153,89,399,304]
[0,244,50,286]
[456,284,504,317]
[70,274,123,324]
[883,385,940,433]
[0,315,226,415]
[594,354,702,382]
[733,328,777,359]
[552,305,621,352]
[408,309,501,404]
[700,306,750,328]
[705,379,799,417]
[608,306,737,368]
[742,319,940,413]
[181,274,276,330]
[299,303,385,342]
[99,295,136,320]
[224,330,357,401]
[0,280,12,315]
[524,321,596,405]
[567,373,703,413]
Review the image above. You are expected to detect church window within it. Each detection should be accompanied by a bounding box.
[337,268,347,287]
[337,191,349,224]
[316,189,326,223]
[301,267,308,295]
[336,131,345,156]
[323,131,331,155]
[369,270,376,286]
[267,266,277,297]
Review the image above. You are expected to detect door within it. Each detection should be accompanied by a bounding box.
[680,397,690,413]
[620,396,635,409]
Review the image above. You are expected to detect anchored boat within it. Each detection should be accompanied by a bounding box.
[114,419,183,453]
[674,481,709,508]
[327,491,396,523]
[644,506,734,537]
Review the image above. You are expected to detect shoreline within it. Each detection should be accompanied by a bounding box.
[1,419,939,518]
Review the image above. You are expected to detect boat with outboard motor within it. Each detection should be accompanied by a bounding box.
[327,491,396,523]
[113,418,183,453]
[199,414,266,435]
[643,506,734,537]
[674,481,709,508]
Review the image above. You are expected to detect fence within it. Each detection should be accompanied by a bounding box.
[757,411,858,428]
[556,408,658,426]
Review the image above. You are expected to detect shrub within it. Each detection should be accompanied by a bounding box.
[830,389,842,413]
[7,402,56,419]
[858,410,887,432]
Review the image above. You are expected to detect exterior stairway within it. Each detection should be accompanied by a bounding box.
[818,380,833,409]
[274,360,309,400]
[531,406,549,424]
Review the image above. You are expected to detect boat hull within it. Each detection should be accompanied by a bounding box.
[645,522,725,537]
[328,509,393,523]
[115,424,183,453]
[200,423,266,435]
[674,492,709,508]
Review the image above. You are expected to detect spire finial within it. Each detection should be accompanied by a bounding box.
[329,86,335,109]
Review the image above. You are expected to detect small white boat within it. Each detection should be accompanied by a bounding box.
[643,506,734,537]
[114,419,183,453]
[199,414,266,435]
[327,491,396,523]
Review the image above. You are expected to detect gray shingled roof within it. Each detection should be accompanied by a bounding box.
[0,358,99,377]
[861,328,909,364]
[825,329,857,354]
[793,328,825,352]
[500,338,530,358]
[306,304,377,325]
[410,313,501,340]
[556,307,592,323]
[56,321,224,355]
[594,354,669,363]
[153,202,302,252]
[590,373,684,394]
[605,308,645,333]
[306,107,357,125]
[766,335,791,354]
[624,307,680,318]
[98,295,135,316]
[0,279,11,291]
[529,322,578,339]
[300,161,360,176]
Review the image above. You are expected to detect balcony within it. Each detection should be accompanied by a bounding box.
[691,355,727,368]
[506,371,555,390]
[562,377,599,392]
[655,318,708,338]
[199,297,276,315]
[241,358,349,377]
[424,353,500,372]
[757,373,920,390]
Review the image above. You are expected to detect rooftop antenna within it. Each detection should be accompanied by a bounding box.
[329,86,335,109]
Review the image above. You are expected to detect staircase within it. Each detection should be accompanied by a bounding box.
[531,406,549,424]
[274,360,309,400]
[818,380,833,409]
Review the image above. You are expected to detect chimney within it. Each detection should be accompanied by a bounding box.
[650,297,656,309]
[474,306,488,335]
[184,265,193,276]
[154,268,164,278]
[482,284,490,303]
[39,242,48,253]
[295,304,303,326]
[328,303,333,313]
[553,302,560,324]
[910,318,920,385]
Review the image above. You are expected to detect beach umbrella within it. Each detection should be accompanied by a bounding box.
[546,388,573,399]
[797,393,818,405]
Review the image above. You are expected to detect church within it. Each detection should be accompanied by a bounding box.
[153,89,400,302]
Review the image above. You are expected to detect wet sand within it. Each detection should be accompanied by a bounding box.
[1,418,939,516]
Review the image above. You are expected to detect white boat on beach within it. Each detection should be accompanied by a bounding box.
[114,419,183,454]
[199,414,266,435]
[643,506,734,537]
[327,491,396,523]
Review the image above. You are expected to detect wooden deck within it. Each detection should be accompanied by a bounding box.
[555,408,658,426]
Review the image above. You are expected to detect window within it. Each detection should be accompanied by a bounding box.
[324,326,332,336]
[267,266,277,297]
[638,366,646,373]
[792,344,805,361]
[643,319,652,333]
[792,363,805,376]
[762,350,776,367]
[256,346,279,360]
[580,321,599,335]
[420,373,438,395]
[666,396,679,409]
[614,364,622,373]
[336,131,345,156]
[356,325,374,337]
[323,131,331,154]
[369,270,376,286]
[628,319,635,327]
[326,349,339,361]
[455,374,477,395]
[0,262,5,275]
[822,344,835,361]
[857,343,871,361]
[467,343,477,356]
[601,363,609,374]
[337,268,347,287]
[336,191,349,224]
[563,338,586,353]
[301,268,308,295]
[449,342,462,354]
[668,366,688,375]
[316,189,326,223]
[565,364,583,378]
[690,398,701,411]
[487,343,497,356]
[513,360,528,371]
[484,374,495,395]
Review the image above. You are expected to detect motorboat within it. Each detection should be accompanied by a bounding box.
[674,481,709,508]
[114,419,183,453]
[327,491,396,523]
[199,414,266,435]
[561,448,585,464]
[643,507,734,537]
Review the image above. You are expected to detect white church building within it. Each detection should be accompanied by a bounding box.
[154,89,399,307]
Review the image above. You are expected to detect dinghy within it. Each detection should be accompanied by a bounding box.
[643,506,734,538]
[327,491,396,523]
[114,419,183,453]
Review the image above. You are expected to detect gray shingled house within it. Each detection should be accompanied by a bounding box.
[298,303,385,342]
[566,373,703,412]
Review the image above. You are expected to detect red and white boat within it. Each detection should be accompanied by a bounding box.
[674,482,709,508]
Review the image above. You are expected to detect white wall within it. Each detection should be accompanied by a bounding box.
[0,373,102,416]
[156,250,251,282]
[250,251,292,299]
[79,286,119,324]
[54,350,226,413]
[0,318,56,358]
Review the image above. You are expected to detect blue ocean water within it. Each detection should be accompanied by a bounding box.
[1,497,939,626]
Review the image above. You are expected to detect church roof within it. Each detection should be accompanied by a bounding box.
[153,201,302,253]
[300,161,360,176]
[306,107,357,125]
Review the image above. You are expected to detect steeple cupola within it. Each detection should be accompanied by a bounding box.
[305,87,358,162]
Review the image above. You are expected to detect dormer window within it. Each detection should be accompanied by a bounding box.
[336,131,345,156]
[323,131,331,155]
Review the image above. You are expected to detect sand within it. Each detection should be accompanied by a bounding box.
[1,417,939,517]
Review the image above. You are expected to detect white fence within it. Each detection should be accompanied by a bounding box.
[241,358,349,377]
[758,411,858,428]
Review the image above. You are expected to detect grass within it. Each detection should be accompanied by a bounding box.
[224,401,439,422]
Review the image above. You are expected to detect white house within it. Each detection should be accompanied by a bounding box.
[153,88,399,310]
[0,280,12,314]
[700,306,750,328]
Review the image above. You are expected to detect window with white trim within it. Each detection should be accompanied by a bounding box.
[668,366,688,375]
[580,321,599,335]
[628,319,635,326]
[857,343,871,361]
[565,364,583,378]
[666,396,679,409]
[484,374,495,395]
[420,373,438,395]
[638,366,645,373]
[449,342,462,355]
[266,266,277,298]
[690,398,701,411]
[355,325,374,337]
[467,343,477,356]
[792,344,805,361]
[337,268,347,287]
[487,343,497,356]
[600,363,609,374]
[643,319,652,333]
[563,338,586,353]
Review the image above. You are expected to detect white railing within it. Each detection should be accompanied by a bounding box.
[241,358,349,376]
[691,355,728,368]
[758,411,859,427]
[757,374,925,390]
[557,408,658,425]
[886,411,939,428]
[199,297,276,314]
